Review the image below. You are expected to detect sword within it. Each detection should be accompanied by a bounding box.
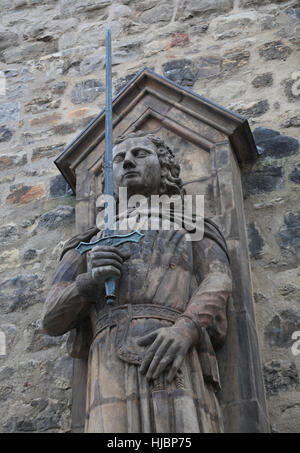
[76,27,144,305]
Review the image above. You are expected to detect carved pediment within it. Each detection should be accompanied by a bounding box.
[55,67,258,193]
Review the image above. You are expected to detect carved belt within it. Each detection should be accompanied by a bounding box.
[93,304,182,365]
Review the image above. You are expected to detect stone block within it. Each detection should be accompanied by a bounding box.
[36,205,75,230]
[0,125,14,142]
[0,154,27,172]
[71,79,104,104]
[235,100,269,118]
[162,59,197,87]
[49,174,73,198]
[248,222,265,259]
[6,184,46,204]
[0,274,44,313]
[114,72,138,94]
[253,128,299,159]
[0,103,19,124]
[242,165,284,196]
[222,48,250,72]
[251,73,273,88]
[278,212,300,260]
[30,113,62,127]
[32,143,65,161]
[265,310,300,348]
[0,224,19,244]
[281,116,300,128]
[0,249,19,273]
[139,2,173,23]
[259,40,292,61]
[176,0,233,20]
[289,163,300,184]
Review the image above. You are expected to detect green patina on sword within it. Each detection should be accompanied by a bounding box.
[76,26,144,305]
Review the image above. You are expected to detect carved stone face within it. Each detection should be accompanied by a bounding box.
[113,136,161,198]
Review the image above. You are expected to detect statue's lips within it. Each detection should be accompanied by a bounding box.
[123,171,140,179]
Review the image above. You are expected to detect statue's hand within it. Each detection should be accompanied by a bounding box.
[137,319,200,383]
[89,245,127,285]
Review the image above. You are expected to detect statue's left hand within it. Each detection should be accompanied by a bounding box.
[137,320,200,383]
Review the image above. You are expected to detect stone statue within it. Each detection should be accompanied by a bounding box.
[42,131,232,433]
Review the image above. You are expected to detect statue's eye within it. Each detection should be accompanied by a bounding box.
[135,149,148,158]
[114,154,124,163]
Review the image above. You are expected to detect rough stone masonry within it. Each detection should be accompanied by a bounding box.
[0,0,299,433]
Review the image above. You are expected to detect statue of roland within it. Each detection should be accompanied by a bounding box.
[42,130,232,433]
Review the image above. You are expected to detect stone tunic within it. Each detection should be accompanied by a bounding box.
[42,222,232,433]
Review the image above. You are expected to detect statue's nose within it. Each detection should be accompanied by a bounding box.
[123,154,136,169]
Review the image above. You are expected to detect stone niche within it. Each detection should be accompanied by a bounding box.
[55,68,269,433]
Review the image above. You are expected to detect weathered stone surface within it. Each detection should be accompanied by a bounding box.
[162,59,197,87]
[278,213,300,258]
[32,143,65,161]
[23,249,38,261]
[0,274,44,313]
[176,0,233,20]
[51,81,68,95]
[0,153,27,172]
[196,56,221,79]
[139,2,173,23]
[30,113,62,127]
[253,128,299,159]
[0,31,19,54]
[252,73,273,88]
[71,79,104,104]
[3,41,58,64]
[248,222,265,259]
[0,249,19,273]
[241,0,289,5]
[0,125,13,142]
[289,163,300,184]
[25,322,63,352]
[24,95,60,114]
[109,3,131,20]
[36,205,75,230]
[286,7,300,20]
[67,108,89,119]
[171,32,189,47]
[0,224,19,244]
[282,77,300,102]
[49,174,73,198]
[265,310,300,347]
[281,116,300,128]
[80,53,105,76]
[0,103,19,124]
[6,184,46,204]
[259,40,292,61]
[235,100,269,118]
[0,323,17,352]
[59,0,111,16]
[222,48,250,72]
[243,166,284,196]
[264,361,299,397]
[114,72,138,94]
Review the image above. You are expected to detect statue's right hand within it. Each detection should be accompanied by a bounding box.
[89,245,126,285]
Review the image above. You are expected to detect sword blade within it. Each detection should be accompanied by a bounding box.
[104,26,114,236]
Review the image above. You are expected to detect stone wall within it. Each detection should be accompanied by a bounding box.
[0,0,299,433]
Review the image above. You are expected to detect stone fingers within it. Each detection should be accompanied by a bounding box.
[166,353,185,384]
[139,334,162,375]
[145,338,173,381]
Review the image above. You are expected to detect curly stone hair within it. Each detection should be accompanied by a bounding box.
[100,130,184,196]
